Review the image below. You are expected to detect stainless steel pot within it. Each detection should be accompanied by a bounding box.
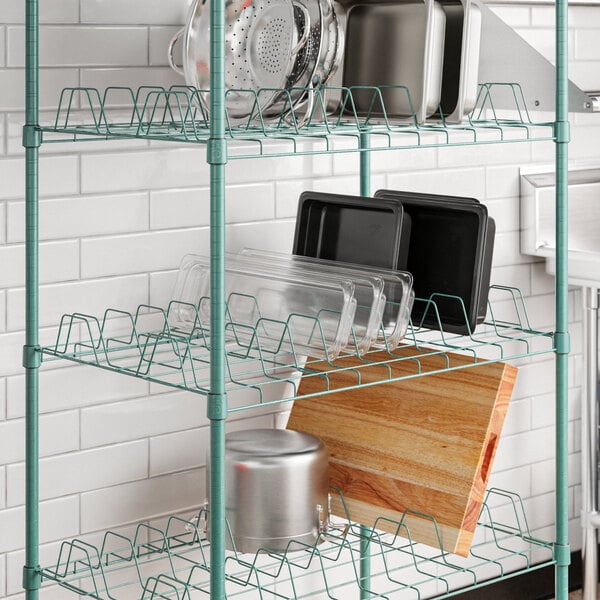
[207,428,329,554]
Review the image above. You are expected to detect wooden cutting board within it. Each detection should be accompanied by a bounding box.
[287,346,517,556]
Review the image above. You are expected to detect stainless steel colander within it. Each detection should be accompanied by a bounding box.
[265,0,344,124]
[170,0,311,120]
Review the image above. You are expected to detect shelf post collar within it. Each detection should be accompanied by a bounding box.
[22,566,42,591]
[207,392,228,420]
[207,138,228,165]
[554,331,571,355]
[553,542,572,567]
[22,345,42,369]
[22,125,42,149]
[554,121,571,143]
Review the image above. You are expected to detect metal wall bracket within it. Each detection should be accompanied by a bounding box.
[22,566,42,591]
[478,3,596,113]
[585,93,600,112]
[22,125,42,148]
[22,345,42,369]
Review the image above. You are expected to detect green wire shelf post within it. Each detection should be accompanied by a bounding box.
[359,131,372,599]
[23,0,42,597]
[554,0,571,595]
[360,133,371,600]
[208,0,228,596]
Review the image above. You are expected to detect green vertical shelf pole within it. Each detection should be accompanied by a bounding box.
[23,0,42,597]
[359,133,370,197]
[359,132,371,600]
[207,0,228,596]
[554,0,570,594]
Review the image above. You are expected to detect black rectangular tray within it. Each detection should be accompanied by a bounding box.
[293,191,411,270]
[375,189,495,335]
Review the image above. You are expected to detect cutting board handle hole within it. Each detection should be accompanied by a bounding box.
[481,434,497,482]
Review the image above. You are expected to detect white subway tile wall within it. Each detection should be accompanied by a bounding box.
[1,241,79,287]
[0,380,5,421]
[0,292,6,334]
[0,467,5,510]
[0,29,6,69]
[0,155,79,200]
[7,192,150,243]
[0,1,80,24]
[0,411,79,465]
[80,0,192,26]
[0,69,80,112]
[7,26,150,68]
[6,440,149,506]
[80,470,204,532]
[6,365,150,418]
[0,3,599,598]
[0,496,80,554]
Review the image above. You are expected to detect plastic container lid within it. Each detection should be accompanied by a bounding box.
[171,253,358,360]
[236,250,385,354]
[241,248,414,351]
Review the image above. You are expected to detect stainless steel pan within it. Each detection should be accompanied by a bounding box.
[438,0,482,123]
[340,0,446,124]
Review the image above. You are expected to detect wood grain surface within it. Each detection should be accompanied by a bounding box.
[287,346,517,556]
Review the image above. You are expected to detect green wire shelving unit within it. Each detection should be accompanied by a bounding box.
[20,0,570,597]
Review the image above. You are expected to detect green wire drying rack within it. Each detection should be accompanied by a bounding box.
[20,0,570,597]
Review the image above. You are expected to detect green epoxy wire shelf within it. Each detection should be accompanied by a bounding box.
[39,488,554,600]
[37,83,555,158]
[40,284,555,412]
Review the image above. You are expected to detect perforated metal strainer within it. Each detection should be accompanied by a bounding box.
[172,0,311,120]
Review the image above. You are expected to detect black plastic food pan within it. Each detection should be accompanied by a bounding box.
[375,189,495,335]
[293,191,412,270]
